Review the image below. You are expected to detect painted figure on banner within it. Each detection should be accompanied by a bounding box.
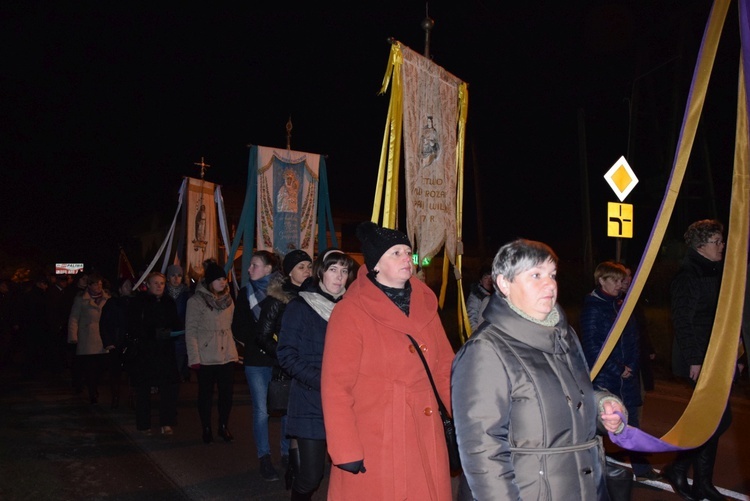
[420,116,440,168]
[256,148,321,259]
[277,168,300,213]
[193,204,208,251]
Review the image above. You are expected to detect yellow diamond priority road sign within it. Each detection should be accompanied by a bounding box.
[604,156,638,202]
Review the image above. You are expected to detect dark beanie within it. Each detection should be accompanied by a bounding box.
[167,264,183,277]
[283,249,312,276]
[356,221,411,272]
[204,262,226,284]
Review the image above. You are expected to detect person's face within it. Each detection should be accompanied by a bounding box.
[88,278,102,293]
[622,271,632,291]
[374,244,413,288]
[147,276,165,297]
[698,232,725,262]
[497,258,557,321]
[120,280,133,297]
[321,262,349,295]
[78,276,88,288]
[288,261,312,286]
[168,273,182,288]
[248,256,272,281]
[599,275,624,296]
[211,277,228,293]
[480,274,493,291]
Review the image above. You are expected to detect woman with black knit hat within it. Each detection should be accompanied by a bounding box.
[321,222,455,501]
[252,248,312,482]
[185,259,238,444]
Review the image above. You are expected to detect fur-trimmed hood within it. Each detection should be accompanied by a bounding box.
[266,272,300,305]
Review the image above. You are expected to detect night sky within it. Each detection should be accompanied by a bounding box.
[1,1,740,277]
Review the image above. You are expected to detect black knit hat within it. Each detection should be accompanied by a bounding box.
[204,262,226,284]
[283,249,312,276]
[356,221,412,272]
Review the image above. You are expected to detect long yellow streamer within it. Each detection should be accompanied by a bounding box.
[373,44,404,227]
[662,54,748,447]
[590,0,738,448]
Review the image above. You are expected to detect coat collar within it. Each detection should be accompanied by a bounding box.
[481,294,571,355]
[344,265,439,334]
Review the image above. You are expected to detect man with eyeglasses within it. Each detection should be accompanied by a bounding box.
[663,219,730,501]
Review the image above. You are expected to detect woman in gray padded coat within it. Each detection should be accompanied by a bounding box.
[452,239,626,501]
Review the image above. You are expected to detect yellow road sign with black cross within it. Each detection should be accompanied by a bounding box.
[608,202,633,238]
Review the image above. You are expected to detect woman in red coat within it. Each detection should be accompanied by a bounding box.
[321,222,455,501]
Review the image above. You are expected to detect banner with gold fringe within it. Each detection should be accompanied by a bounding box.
[374,41,472,343]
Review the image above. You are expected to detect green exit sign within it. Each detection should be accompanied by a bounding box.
[412,254,431,267]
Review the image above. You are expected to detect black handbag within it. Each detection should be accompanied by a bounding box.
[267,366,291,416]
[120,336,139,370]
[406,335,462,472]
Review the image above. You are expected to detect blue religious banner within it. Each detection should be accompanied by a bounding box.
[257,147,319,258]
[226,145,337,287]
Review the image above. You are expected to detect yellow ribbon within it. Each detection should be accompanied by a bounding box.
[372,43,404,228]
[591,0,740,448]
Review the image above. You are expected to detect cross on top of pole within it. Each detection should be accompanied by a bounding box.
[194,156,211,179]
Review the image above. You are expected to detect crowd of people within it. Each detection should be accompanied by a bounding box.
[0,217,743,501]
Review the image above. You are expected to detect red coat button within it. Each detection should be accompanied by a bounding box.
[424,407,433,416]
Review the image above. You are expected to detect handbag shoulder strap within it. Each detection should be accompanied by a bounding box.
[406,334,450,416]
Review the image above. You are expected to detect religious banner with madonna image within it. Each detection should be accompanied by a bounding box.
[186,176,218,283]
[256,146,320,260]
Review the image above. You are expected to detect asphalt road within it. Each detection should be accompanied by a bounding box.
[0,363,747,501]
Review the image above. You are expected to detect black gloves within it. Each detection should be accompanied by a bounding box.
[336,460,366,474]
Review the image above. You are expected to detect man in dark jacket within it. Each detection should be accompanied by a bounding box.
[663,219,731,501]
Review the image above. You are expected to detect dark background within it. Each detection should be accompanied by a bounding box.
[0,1,740,280]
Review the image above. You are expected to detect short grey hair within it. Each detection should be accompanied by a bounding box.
[684,219,723,249]
[491,239,558,296]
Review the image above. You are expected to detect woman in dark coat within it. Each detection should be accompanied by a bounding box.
[580,260,658,481]
[663,219,732,501]
[100,278,134,409]
[451,239,626,500]
[277,249,356,500]
[127,272,182,435]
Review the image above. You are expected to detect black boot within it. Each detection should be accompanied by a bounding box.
[662,454,697,501]
[290,488,313,501]
[202,426,213,444]
[218,424,233,442]
[285,447,300,490]
[692,442,726,501]
[604,460,633,501]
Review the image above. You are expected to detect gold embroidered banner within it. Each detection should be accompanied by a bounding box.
[400,44,461,267]
[374,42,471,341]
